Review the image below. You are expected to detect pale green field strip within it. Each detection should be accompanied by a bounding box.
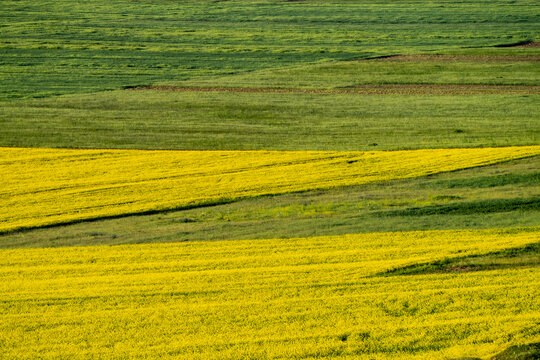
[2,146,540,233]
[0,228,538,359]
[2,92,538,151]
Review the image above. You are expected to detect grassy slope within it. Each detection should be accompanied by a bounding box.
[2,155,538,248]
[1,92,537,150]
[1,0,539,100]
[382,242,539,276]
[1,46,538,150]
[491,343,540,360]
[173,49,540,89]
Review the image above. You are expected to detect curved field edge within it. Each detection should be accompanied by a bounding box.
[2,146,540,233]
[0,228,538,360]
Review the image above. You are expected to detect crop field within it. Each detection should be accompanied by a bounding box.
[1,0,539,359]
[1,44,538,150]
[2,146,540,233]
[1,228,539,360]
[3,155,538,249]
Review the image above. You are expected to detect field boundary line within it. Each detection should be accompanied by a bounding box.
[129,84,540,95]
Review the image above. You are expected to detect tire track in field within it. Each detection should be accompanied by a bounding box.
[374,54,540,62]
[130,84,540,95]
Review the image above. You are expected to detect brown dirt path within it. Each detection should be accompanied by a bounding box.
[131,84,540,95]
[376,54,540,62]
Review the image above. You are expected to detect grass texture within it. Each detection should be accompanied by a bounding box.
[0,228,538,360]
[1,0,538,100]
[1,91,538,151]
[2,146,540,233]
[1,45,537,151]
[173,54,540,89]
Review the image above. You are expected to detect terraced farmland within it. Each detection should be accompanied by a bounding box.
[0,0,539,359]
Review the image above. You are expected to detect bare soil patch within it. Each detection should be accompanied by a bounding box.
[500,41,540,48]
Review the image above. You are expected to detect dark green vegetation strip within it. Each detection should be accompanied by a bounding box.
[175,52,540,89]
[1,156,538,248]
[1,0,539,100]
[375,197,540,217]
[380,242,539,276]
[450,342,540,360]
[419,172,540,189]
[135,84,540,95]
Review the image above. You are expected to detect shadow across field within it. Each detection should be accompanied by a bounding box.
[491,342,540,360]
[380,242,539,276]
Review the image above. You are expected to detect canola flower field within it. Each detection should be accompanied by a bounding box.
[1,1,539,359]
[2,146,540,233]
[1,228,538,360]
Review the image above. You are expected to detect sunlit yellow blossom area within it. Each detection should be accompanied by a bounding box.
[2,146,540,233]
[0,228,538,360]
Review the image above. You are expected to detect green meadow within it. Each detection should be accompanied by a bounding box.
[1,0,539,99]
[1,47,539,150]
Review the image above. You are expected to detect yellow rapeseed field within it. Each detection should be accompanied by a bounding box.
[1,146,540,233]
[0,228,538,360]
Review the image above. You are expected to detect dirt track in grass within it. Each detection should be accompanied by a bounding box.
[131,84,540,95]
[375,54,540,62]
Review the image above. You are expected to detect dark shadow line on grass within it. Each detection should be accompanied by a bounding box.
[449,341,540,360]
[0,199,238,236]
[373,197,540,217]
[494,39,534,48]
[2,155,539,236]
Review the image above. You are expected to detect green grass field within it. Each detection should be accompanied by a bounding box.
[1,46,539,150]
[0,0,539,359]
[1,0,539,100]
